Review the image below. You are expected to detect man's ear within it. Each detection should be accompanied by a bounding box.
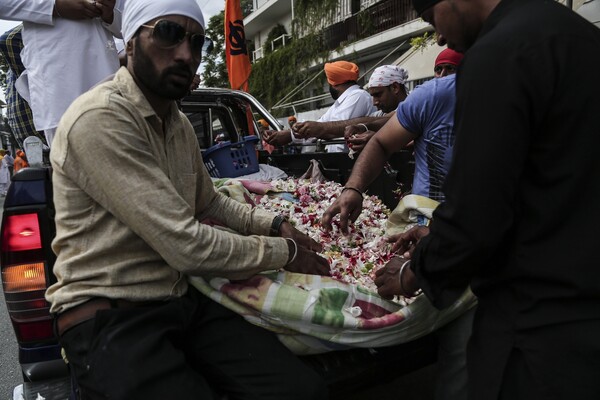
[391,82,402,94]
[392,82,409,99]
[126,39,134,57]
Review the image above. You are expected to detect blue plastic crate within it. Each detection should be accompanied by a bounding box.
[203,135,260,178]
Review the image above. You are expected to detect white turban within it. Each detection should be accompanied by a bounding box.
[368,66,409,88]
[122,0,206,44]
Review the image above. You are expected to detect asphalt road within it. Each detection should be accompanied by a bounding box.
[0,296,21,400]
[0,195,22,400]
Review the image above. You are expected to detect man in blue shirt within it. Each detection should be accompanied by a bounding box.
[322,70,473,400]
[322,73,457,221]
[398,74,456,202]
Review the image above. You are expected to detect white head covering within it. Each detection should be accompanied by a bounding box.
[122,0,206,44]
[368,66,409,89]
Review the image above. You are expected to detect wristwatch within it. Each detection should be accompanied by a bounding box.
[270,215,287,236]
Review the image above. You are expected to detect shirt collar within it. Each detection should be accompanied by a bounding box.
[335,84,361,105]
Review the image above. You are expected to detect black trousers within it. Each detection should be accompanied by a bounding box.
[468,308,600,400]
[60,287,328,400]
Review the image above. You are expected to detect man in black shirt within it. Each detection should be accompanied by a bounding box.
[395,0,600,399]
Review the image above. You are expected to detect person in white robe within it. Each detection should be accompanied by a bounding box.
[1,0,124,147]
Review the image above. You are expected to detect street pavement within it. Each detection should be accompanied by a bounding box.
[0,194,22,400]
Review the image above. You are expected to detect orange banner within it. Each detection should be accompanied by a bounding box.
[225,0,252,91]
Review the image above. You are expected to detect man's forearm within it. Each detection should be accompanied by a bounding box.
[318,116,391,138]
[1,0,54,24]
[364,115,393,131]
[345,135,389,192]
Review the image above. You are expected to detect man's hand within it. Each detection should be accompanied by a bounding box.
[283,245,330,276]
[343,124,365,140]
[279,221,322,253]
[276,222,329,276]
[374,257,419,299]
[346,131,375,155]
[279,229,329,276]
[387,225,430,256]
[95,0,116,24]
[55,0,103,19]
[293,121,323,139]
[321,189,363,234]
[263,130,292,146]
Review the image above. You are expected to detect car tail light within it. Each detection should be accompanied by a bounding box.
[2,213,42,252]
[1,212,54,343]
[3,262,47,292]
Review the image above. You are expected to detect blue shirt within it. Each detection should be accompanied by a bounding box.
[396,74,456,201]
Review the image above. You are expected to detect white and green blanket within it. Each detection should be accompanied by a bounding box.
[190,179,476,355]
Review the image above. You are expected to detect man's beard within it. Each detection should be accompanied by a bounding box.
[133,40,194,100]
[329,85,340,101]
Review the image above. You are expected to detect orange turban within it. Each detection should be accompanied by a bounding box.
[324,61,359,86]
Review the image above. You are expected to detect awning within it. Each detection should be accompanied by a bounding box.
[393,43,446,82]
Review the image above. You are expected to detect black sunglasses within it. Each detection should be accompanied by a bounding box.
[141,20,206,56]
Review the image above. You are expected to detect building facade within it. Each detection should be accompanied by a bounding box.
[244,0,584,118]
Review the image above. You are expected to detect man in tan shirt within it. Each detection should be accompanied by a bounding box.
[46,0,329,398]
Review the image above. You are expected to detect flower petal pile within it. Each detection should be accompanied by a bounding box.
[256,179,395,293]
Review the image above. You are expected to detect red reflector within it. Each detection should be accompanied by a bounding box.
[15,319,54,342]
[2,213,42,252]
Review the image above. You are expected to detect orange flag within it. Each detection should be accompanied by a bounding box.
[225,0,251,91]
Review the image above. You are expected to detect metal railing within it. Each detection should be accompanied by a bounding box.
[323,0,417,50]
[252,46,264,62]
[271,34,292,51]
[252,0,416,61]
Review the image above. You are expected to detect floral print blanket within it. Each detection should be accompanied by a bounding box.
[189,178,476,355]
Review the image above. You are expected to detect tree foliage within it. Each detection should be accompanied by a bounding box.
[248,0,338,111]
[410,32,434,51]
[294,0,340,32]
[201,0,340,110]
[202,11,229,88]
[249,32,329,113]
[241,0,253,16]
[264,24,289,56]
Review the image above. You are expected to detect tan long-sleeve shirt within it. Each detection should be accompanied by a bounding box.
[46,68,288,313]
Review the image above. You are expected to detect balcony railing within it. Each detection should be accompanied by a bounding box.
[323,0,417,50]
[253,47,264,62]
[271,34,292,51]
[252,0,417,62]
[252,34,292,62]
